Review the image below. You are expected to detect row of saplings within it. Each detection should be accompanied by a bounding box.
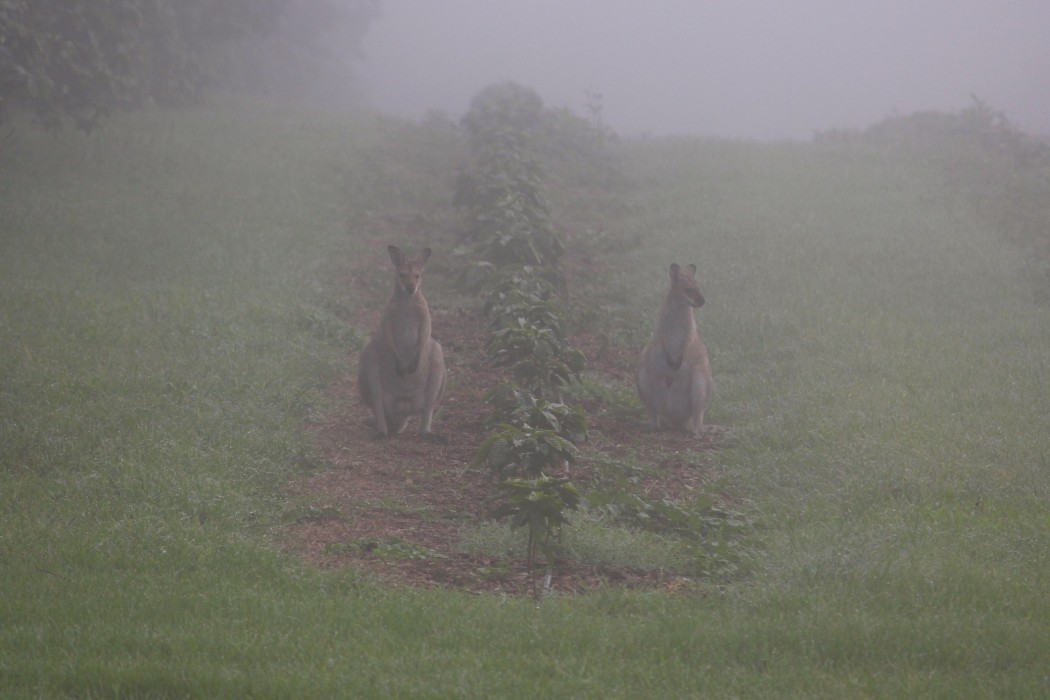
[356,83,715,591]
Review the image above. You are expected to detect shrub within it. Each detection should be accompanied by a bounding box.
[454,150,563,267]
[487,289,565,340]
[456,82,564,268]
[485,318,585,396]
[461,81,545,147]
[586,489,752,578]
[816,95,1050,169]
[481,265,559,309]
[483,383,588,445]
[471,424,578,481]
[494,474,581,593]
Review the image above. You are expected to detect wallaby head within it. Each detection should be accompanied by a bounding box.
[669,263,705,308]
[388,245,431,297]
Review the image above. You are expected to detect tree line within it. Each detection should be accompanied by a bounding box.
[0,0,380,132]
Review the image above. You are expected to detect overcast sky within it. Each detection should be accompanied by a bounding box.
[357,1,1050,140]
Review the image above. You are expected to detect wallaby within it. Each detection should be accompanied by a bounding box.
[358,245,446,440]
[636,262,713,438]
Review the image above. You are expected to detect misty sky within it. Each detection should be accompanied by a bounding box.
[358,1,1050,139]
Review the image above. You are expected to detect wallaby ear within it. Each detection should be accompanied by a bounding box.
[388,245,405,266]
[669,263,680,281]
[418,247,432,265]
[686,264,697,278]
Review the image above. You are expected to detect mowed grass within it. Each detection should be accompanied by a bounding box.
[1,102,1049,697]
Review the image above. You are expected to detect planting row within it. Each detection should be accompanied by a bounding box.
[455,83,589,580]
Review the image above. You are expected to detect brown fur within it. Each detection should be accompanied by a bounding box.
[636,262,713,437]
[358,245,446,439]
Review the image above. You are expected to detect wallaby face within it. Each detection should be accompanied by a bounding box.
[390,245,429,297]
[357,245,446,441]
[636,261,713,438]
[670,263,705,308]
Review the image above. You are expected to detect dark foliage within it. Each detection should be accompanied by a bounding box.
[815,95,1050,169]
[0,0,380,131]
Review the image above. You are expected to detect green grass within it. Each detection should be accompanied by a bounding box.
[2,100,1049,697]
[460,513,699,572]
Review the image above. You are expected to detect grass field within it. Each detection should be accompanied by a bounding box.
[2,101,1048,697]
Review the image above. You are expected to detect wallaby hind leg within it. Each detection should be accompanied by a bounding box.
[644,408,663,433]
[688,409,705,438]
[688,374,709,438]
[418,341,446,440]
[636,365,662,432]
[359,344,390,438]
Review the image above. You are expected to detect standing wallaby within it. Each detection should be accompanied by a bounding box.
[358,245,446,440]
[636,262,713,438]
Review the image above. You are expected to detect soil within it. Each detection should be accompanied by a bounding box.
[279,221,726,597]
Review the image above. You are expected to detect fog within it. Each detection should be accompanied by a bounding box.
[357,1,1050,139]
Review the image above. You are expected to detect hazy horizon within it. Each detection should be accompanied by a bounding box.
[357,1,1050,140]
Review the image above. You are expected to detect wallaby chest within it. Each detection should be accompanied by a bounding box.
[383,297,429,355]
[657,303,697,367]
[390,306,422,349]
